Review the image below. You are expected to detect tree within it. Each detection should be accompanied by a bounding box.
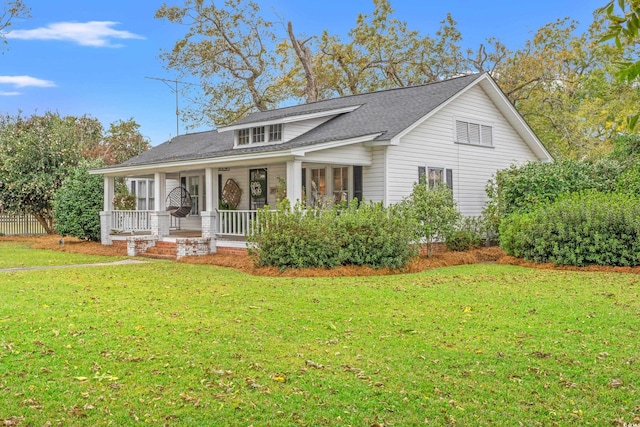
[296,1,466,98]
[53,160,104,241]
[489,18,640,159]
[598,0,640,128]
[1,0,30,51]
[84,118,149,165]
[0,112,98,233]
[155,0,286,127]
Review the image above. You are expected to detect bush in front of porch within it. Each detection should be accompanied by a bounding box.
[248,200,417,270]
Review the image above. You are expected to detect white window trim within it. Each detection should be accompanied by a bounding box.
[234,123,285,148]
[426,165,448,189]
[453,117,495,148]
[180,173,205,216]
[130,178,155,211]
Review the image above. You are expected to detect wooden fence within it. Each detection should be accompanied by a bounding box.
[0,213,47,236]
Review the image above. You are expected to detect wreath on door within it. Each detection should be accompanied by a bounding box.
[250,179,266,200]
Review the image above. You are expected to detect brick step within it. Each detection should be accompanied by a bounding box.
[144,246,177,256]
[155,241,178,249]
[138,252,176,260]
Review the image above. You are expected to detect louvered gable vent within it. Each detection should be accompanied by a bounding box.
[455,120,493,147]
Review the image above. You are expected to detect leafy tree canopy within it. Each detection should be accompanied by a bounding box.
[0,112,148,233]
[598,0,640,129]
[158,0,640,159]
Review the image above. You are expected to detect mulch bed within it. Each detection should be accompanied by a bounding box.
[2,235,638,277]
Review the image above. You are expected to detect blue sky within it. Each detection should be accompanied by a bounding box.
[1,0,605,146]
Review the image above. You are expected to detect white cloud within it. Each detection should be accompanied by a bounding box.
[0,91,21,96]
[5,21,145,47]
[0,75,56,88]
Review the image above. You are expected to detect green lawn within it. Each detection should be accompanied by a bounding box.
[0,242,126,268]
[0,244,638,426]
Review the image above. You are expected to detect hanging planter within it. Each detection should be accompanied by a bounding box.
[250,179,266,200]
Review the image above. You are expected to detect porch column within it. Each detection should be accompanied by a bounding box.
[286,159,303,207]
[103,176,115,211]
[154,172,167,211]
[150,172,170,238]
[150,211,170,238]
[100,176,115,245]
[204,167,218,212]
[202,167,219,253]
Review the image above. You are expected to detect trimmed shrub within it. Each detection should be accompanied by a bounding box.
[500,191,640,266]
[492,159,622,217]
[401,182,461,257]
[615,162,640,196]
[445,216,485,252]
[248,200,417,270]
[53,160,104,241]
[333,202,417,268]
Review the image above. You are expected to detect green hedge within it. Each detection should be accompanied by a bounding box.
[500,191,640,266]
[493,160,622,217]
[248,201,417,270]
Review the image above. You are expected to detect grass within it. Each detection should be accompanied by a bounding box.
[0,244,638,426]
[0,242,125,269]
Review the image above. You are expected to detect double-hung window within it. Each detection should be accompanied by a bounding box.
[252,126,265,143]
[269,124,282,142]
[238,128,250,145]
[419,166,453,191]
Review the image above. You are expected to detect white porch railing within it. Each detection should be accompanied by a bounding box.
[109,210,274,237]
[217,209,275,237]
[111,210,152,233]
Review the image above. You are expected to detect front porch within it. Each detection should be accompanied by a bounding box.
[102,209,266,257]
[98,154,370,258]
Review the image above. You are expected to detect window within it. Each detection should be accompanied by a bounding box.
[311,168,326,205]
[420,167,454,191]
[269,124,282,142]
[252,126,265,143]
[333,167,349,203]
[130,179,155,210]
[427,167,444,189]
[148,180,155,210]
[188,176,200,215]
[137,180,147,210]
[236,124,284,146]
[455,120,493,146]
[238,128,250,145]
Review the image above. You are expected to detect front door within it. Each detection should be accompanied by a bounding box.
[249,168,267,209]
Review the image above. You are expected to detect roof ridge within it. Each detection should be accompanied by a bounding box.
[245,72,484,116]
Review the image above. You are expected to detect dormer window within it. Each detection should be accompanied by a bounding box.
[238,128,250,145]
[269,124,282,142]
[235,123,284,146]
[252,126,265,143]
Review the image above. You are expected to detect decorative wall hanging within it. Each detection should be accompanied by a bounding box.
[221,178,242,209]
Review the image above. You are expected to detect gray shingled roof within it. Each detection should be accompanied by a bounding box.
[116,73,483,168]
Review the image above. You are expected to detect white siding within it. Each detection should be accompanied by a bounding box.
[386,85,540,216]
[283,117,334,142]
[363,146,385,203]
[302,144,372,165]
